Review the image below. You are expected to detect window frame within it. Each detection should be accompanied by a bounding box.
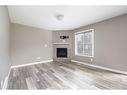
[75,29,94,57]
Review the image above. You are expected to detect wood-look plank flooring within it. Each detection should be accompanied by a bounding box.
[7,61,127,89]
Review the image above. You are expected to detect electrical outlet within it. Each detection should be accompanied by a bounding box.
[91,58,93,62]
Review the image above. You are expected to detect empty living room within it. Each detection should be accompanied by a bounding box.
[0,1,127,95]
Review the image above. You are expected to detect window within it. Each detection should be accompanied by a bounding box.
[75,29,94,57]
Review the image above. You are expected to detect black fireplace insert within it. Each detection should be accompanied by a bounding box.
[57,48,67,58]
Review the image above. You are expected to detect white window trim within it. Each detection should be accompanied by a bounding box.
[75,29,94,57]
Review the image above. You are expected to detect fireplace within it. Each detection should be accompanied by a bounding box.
[57,48,67,58]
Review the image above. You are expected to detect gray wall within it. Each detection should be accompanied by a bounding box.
[71,14,127,72]
[0,6,11,83]
[11,23,52,66]
[52,31,72,61]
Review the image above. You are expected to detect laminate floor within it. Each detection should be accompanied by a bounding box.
[7,61,127,89]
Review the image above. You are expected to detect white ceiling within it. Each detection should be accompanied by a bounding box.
[8,6,127,31]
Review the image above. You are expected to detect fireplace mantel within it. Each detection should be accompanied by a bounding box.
[53,43,70,45]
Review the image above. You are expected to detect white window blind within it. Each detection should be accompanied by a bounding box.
[75,29,94,57]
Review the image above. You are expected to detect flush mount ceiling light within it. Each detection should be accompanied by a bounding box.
[56,14,64,21]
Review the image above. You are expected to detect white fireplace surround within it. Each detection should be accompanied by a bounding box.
[53,43,71,62]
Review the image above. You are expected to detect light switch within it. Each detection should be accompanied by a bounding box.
[36,57,41,60]
[44,44,48,47]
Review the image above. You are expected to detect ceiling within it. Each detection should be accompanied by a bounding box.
[8,6,127,31]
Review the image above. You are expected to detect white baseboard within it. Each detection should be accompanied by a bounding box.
[71,60,127,75]
[2,77,8,90]
[0,80,3,89]
[2,59,53,89]
[2,68,11,90]
[11,59,53,69]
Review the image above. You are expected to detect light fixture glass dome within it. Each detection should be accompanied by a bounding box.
[56,14,64,21]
